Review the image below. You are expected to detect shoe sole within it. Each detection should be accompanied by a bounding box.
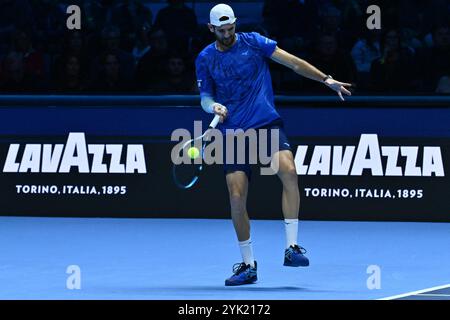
[225,277,257,286]
[284,261,310,267]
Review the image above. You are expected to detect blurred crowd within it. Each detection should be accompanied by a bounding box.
[1,0,450,95]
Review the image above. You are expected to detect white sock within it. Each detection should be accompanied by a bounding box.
[238,238,255,268]
[284,219,299,249]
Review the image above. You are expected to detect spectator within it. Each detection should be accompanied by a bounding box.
[351,29,382,73]
[0,0,33,55]
[11,29,47,81]
[82,0,119,34]
[399,0,450,38]
[0,51,38,92]
[262,0,319,41]
[369,29,417,93]
[369,0,401,31]
[0,59,3,86]
[63,30,86,57]
[317,5,350,49]
[29,0,65,54]
[131,23,151,65]
[435,75,450,94]
[419,24,450,91]
[189,24,216,58]
[340,0,367,39]
[400,28,423,53]
[53,30,89,80]
[153,0,198,54]
[261,0,320,92]
[318,5,342,34]
[90,51,131,93]
[90,25,135,82]
[111,0,153,51]
[351,29,382,90]
[150,52,196,94]
[54,54,86,93]
[135,28,169,91]
[302,33,357,94]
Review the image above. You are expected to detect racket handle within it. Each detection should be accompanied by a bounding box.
[209,114,221,129]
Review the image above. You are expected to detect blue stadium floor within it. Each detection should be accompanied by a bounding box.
[0,217,449,300]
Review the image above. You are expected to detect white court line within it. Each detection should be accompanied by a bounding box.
[378,284,450,300]
[417,294,450,297]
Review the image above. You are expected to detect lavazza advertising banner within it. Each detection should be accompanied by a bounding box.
[0,103,448,221]
[0,133,448,222]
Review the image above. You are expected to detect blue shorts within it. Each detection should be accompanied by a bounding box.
[222,118,292,179]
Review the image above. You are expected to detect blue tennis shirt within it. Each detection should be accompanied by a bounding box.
[195,32,281,132]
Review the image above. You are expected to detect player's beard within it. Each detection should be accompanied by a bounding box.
[219,34,236,48]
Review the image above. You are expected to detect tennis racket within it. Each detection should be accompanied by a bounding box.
[172,114,220,189]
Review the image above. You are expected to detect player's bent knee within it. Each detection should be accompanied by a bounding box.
[279,166,298,177]
[229,191,246,203]
[229,188,247,207]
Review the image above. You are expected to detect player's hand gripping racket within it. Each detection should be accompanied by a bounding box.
[172,114,220,189]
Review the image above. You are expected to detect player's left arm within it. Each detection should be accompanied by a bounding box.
[270,46,353,101]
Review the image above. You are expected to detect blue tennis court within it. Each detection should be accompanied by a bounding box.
[1,217,449,300]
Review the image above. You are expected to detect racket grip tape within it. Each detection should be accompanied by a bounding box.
[209,114,220,129]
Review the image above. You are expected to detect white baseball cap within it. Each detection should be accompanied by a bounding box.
[210,4,237,27]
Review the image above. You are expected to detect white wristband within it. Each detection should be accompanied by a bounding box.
[200,95,216,114]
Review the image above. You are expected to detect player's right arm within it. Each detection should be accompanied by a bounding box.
[201,95,228,122]
[195,54,228,122]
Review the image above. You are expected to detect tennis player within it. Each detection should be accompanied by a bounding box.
[196,3,352,286]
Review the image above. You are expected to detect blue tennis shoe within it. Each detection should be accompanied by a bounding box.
[225,261,257,286]
[284,245,309,267]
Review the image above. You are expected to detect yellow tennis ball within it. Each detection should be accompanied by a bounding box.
[187,147,200,159]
